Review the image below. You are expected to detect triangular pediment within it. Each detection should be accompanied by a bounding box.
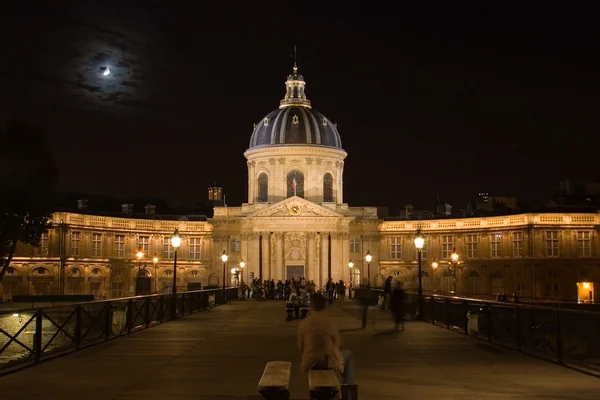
[251,197,343,218]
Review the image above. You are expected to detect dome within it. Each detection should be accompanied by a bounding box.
[248,65,342,150]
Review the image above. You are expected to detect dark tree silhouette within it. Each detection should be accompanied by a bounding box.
[0,120,58,282]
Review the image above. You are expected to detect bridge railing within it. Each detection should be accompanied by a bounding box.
[0,287,239,374]
[406,292,600,375]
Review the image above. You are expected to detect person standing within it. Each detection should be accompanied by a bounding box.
[383,276,393,311]
[390,281,405,331]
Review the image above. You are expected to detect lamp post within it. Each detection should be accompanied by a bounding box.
[240,259,246,286]
[170,229,181,318]
[414,229,425,319]
[431,258,438,292]
[153,256,159,293]
[136,250,144,276]
[365,250,372,287]
[221,250,228,300]
[450,248,459,294]
[348,260,354,299]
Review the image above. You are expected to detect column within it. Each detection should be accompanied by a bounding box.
[276,233,284,281]
[321,232,329,287]
[263,233,271,280]
[249,233,260,283]
[331,233,341,282]
[315,233,321,287]
[307,233,315,281]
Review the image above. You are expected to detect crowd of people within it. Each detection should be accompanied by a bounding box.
[247,277,348,303]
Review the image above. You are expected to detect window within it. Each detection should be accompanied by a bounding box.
[71,231,80,256]
[350,237,360,253]
[577,231,591,257]
[512,231,523,257]
[491,271,504,294]
[138,235,150,254]
[544,283,559,298]
[114,235,125,258]
[92,233,102,257]
[490,233,501,258]
[163,237,174,259]
[231,238,241,253]
[111,282,124,298]
[466,234,478,258]
[441,235,453,259]
[323,173,334,202]
[545,231,559,257]
[189,238,201,259]
[516,283,526,298]
[287,169,304,198]
[421,236,429,260]
[467,271,480,295]
[257,173,269,202]
[390,237,402,259]
[36,232,49,255]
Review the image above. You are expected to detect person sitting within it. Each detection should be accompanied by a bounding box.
[297,294,357,398]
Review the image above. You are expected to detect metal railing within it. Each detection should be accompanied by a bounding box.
[0,287,239,375]
[406,292,600,376]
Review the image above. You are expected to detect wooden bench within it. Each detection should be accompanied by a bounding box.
[308,369,340,400]
[258,361,291,400]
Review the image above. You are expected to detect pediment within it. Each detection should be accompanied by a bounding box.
[251,197,342,218]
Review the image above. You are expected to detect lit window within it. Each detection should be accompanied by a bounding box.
[189,238,201,260]
[490,233,501,258]
[138,235,150,254]
[163,237,174,259]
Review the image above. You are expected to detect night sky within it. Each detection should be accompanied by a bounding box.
[1,3,598,213]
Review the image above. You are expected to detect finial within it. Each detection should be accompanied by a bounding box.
[292,44,298,72]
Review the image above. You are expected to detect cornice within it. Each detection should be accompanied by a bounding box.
[244,145,347,160]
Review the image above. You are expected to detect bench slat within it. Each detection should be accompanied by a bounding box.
[308,370,340,390]
[258,361,292,391]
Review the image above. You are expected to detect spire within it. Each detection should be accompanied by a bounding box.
[280,50,311,109]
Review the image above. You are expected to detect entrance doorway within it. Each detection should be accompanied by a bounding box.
[286,265,304,281]
[577,281,595,303]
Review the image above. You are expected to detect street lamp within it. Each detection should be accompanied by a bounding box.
[136,249,144,275]
[240,259,245,286]
[365,250,372,287]
[431,258,438,292]
[450,248,459,294]
[153,256,159,293]
[221,250,228,299]
[414,229,424,318]
[171,229,181,296]
[348,260,354,299]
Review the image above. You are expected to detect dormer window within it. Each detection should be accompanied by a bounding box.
[322,118,327,126]
[263,117,269,126]
[292,115,299,125]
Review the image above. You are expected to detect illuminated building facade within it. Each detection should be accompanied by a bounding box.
[2,66,598,303]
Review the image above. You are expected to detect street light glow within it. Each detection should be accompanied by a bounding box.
[414,229,424,249]
[365,250,372,263]
[171,229,181,249]
[153,256,159,264]
[136,250,143,260]
[451,250,459,263]
[221,250,228,262]
[432,259,438,270]
[348,260,354,269]
[240,259,245,269]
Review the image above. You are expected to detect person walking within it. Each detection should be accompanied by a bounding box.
[298,294,358,399]
[383,276,393,311]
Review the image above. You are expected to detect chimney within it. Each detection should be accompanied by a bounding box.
[145,204,156,216]
[121,203,134,214]
[77,198,88,210]
[405,204,414,220]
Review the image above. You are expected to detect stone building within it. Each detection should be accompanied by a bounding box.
[3,66,599,302]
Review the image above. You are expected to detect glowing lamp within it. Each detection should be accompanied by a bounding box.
[432,259,438,270]
[136,250,143,260]
[414,229,425,249]
[365,250,372,263]
[153,256,159,264]
[171,229,181,249]
[451,250,459,263]
[348,260,354,269]
[221,250,228,263]
[240,259,246,269]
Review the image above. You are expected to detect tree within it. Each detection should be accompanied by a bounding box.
[0,120,58,282]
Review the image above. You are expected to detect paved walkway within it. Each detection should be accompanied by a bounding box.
[0,300,599,399]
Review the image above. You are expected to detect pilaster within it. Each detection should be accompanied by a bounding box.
[307,233,315,281]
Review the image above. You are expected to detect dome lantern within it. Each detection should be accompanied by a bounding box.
[280,64,311,109]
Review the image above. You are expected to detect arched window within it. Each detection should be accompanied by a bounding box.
[323,173,334,202]
[257,173,268,202]
[287,169,304,198]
